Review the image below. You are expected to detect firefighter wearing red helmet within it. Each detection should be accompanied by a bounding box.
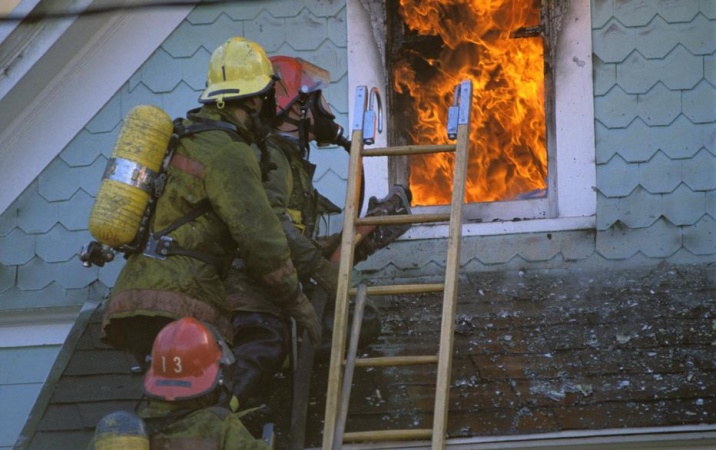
[89,318,271,449]
[139,317,271,449]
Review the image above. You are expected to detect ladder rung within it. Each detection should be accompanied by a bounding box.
[355,213,450,226]
[343,429,433,442]
[362,144,456,157]
[352,355,438,367]
[348,283,444,296]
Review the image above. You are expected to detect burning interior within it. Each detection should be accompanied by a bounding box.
[389,0,549,206]
[351,0,594,229]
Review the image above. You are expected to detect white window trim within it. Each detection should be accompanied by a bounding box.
[347,0,596,238]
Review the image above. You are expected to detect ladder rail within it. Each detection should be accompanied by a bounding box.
[322,81,472,450]
[332,283,369,449]
[431,83,472,448]
[322,127,365,449]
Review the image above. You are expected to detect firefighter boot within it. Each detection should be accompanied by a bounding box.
[355,184,413,262]
[316,296,382,362]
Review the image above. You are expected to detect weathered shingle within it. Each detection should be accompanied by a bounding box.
[35,225,87,264]
[77,158,107,201]
[613,0,660,27]
[0,283,68,310]
[657,1,701,23]
[683,214,716,255]
[591,0,614,29]
[683,79,716,123]
[706,51,716,85]
[593,56,616,96]
[97,259,123,290]
[634,217,683,257]
[636,82,681,126]
[617,186,663,228]
[680,13,716,55]
[85,95,122,134]
[595,85,638,128]
[703,0,716,19]
[17,257,56,290]
[0,228,35,266]
[135,48,188,94]
[618,46,702,94]
[158,82,205,119]
[285,9,328,51]
[186,4,239,24]
[58,191,94,232]
[0,208,16,237]
[593,18,635,64]
[246,10,288,52]
[616,51,660,94]
[634,16,680,59]
[54,260,101,290]
[38,159,80,203]
[60,129,114,168]
[16,191,58,234]
[682,148,716,192]
[662,184,709,226]
[596,153,639,198]
[639,150,681,194]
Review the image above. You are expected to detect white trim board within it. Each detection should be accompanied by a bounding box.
[0,2,195,216]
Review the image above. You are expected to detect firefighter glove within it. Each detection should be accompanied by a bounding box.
[285,290,322,347]
[311,258,339,302]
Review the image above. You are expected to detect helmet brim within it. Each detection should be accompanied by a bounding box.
[144,362,220,402]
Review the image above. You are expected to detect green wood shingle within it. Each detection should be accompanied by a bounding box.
[683,79,716,123]
[682,148,716,191]
[639,151,682,194]
[683,215,716,254]
[662,185,709,226]
[0,228,35,266]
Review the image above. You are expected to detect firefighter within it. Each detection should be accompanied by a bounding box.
[88,318,270,449]
[139,317,271,449]
[101,37,321,370]
[225,56,411,372]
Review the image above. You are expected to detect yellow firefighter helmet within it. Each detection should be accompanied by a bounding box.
[199,37,276,106]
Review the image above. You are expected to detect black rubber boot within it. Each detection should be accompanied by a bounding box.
[230,312,290,408]
[315,296,382,362]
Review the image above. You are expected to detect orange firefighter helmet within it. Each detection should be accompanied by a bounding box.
[143,317,231,402]
[270,55,333,117]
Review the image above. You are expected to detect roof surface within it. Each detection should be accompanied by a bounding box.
[17,261,716,449]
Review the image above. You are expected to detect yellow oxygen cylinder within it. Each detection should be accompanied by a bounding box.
[89,105,174,248]
[94,411,150,450]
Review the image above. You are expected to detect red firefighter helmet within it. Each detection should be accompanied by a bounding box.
[143,317,229,402]
[270,55,333,117]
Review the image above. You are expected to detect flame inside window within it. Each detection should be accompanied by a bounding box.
[395,0,547,205]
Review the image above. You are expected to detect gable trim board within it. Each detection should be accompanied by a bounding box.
[0,1,195,216]
[13,299,101,450]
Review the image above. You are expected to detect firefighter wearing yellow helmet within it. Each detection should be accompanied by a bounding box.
[101,38,321,380]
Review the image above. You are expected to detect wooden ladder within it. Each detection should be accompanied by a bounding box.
[321,79,473,449]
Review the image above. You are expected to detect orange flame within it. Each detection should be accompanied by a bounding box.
[396,0,547,205]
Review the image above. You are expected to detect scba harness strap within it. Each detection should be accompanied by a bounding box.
[140,116,259,272]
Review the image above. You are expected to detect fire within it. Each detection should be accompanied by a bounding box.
[395,0,547,205]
